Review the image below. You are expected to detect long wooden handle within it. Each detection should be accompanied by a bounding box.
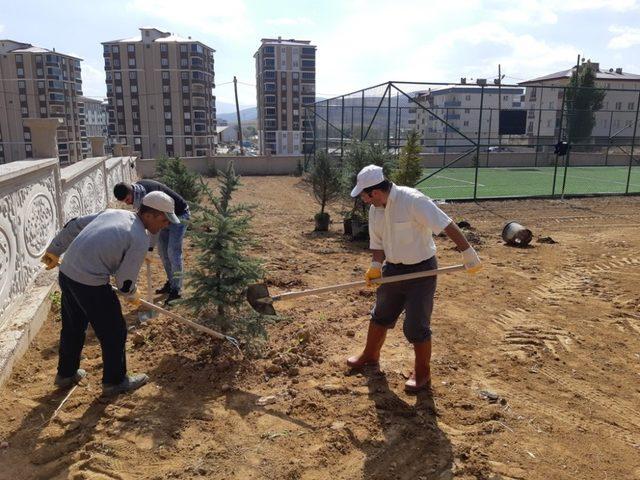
[112,286,227,341]
[272,264,466,302]
[145,261,152,303]
[137,298,227,341]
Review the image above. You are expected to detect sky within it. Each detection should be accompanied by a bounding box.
[1,0,639,112]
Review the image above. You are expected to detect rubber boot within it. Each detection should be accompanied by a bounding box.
[347,321,387,368]
[405,340,432,393]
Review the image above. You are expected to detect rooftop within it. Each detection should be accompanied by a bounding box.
[0,39,81,59]
[520,64,640,84]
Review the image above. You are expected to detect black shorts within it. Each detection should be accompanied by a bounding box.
[371,256,437,343]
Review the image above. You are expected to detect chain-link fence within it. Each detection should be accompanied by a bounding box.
[303,80,640,200]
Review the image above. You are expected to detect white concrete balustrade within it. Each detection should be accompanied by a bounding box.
[0,156,136,388]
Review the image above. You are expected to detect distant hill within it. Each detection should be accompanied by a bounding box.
[217,106,257,123]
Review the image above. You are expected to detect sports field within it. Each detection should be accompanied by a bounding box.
[417,165,640,199]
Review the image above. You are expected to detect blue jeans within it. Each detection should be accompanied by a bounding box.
[157,215,188,292]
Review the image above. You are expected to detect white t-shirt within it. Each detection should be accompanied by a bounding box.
[368,184,452,264]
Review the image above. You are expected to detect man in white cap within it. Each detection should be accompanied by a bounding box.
[41,191,180,395]
[347,165,481,392]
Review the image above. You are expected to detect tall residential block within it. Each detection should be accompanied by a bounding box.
[0,40,87,164]
[102,27,216,159]
[255,37,316,155]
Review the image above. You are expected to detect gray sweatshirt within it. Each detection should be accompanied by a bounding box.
[47,209,148,292]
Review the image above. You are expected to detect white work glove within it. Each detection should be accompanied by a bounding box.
[461,247,481,274]
[119,286,141,307]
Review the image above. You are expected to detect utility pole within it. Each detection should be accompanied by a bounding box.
[233,76,244,155]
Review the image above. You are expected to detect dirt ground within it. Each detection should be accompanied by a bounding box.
[1,176,639,480]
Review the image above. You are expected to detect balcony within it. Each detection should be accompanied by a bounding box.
[444,101,461,107]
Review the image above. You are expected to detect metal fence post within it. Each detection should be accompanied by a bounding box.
[340,96,345,161]
[473,85,485,200]
[360,90,365,142]
[605,110,613,166]
[551,86,566,196]
[534,93,543,167]
[442,107,448,167]
[325,101,330,154]
[625,91,640,194]
[486,108,492,167]
[386,82,392,150]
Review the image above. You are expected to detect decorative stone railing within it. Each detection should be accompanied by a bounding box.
[0,156,136,325]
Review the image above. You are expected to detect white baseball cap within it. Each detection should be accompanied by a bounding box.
[142,191,180,224]
[350,164,385,197]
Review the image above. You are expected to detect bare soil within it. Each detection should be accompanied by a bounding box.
[1,176,640,480]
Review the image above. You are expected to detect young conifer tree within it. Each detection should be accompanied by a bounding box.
[156,156,204,203]
[392,129,422,187]
[184,162,264,336]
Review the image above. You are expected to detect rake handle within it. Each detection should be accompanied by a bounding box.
[272,264,466,302]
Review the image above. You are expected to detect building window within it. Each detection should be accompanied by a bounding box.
[629,102,635,110]
[185,138,192,145]
[181,71,188,80]
[129,71,137,80]
[181,59,188,68]
[164,112,172,119]
[180,44,187,53]
[182,85,189,93]
[161,58,169,67]
[160,44,168,52]
[163,85,170,93]
[104,45,110,54]
[131,98,138,106]
[184,112,191,119]
[128,58,136,67]
[165,125,172,133]
[185,125,191,133]
[615,102,622,110]
[113,45,119,54]
[162,71,170,80]
[131,85,138,93]
[163,98,171,106]
[128,44,135,53]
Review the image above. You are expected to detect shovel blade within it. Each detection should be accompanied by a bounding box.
[246,283,277,316]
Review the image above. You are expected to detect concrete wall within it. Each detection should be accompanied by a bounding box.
[0,156,136,325]
[419,152,635,169]
[137,155,303,177]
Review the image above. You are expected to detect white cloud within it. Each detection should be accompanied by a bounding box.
[265,17,313,26]
[126,0,253,42]
[491,0,638,25]
[608,25,640,48]
[81,62,107,100]
[0,25,4,33]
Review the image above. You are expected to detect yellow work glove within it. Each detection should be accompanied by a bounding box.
[462,247,482,274]
[40,252,60,270]
[364,261,383,287]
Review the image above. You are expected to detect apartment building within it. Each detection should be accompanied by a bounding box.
[413,85,525,152]
[0,40,87,164]
[80,96,107,138]
[254,37,315,155]
[102,27,216,159]
[519,63,640,146]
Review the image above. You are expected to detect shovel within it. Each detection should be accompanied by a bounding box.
[247,264,466,316]
[138,259,159,322]
[113,287,241,353]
